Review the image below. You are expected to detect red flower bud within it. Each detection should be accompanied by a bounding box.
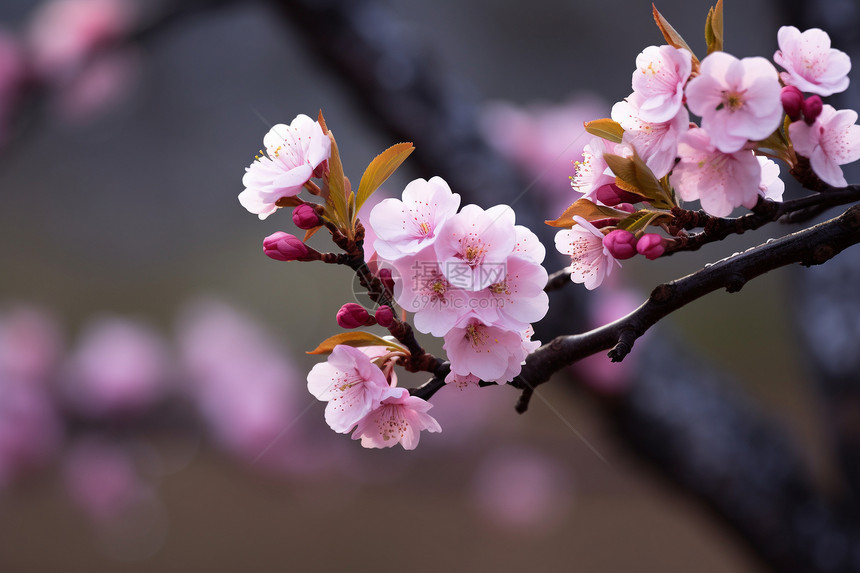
[292,204,320,230]
[374,305,395,328]
[378,268,395,296]
[603,229,638,260]
[781,86,804,122]
[636,233,666,260]
[802,95,823,125]
[595,184,645,206]
[336,303,376,329]
[262,232,319,262]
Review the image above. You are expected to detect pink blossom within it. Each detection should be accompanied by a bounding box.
[670,128,762,217]
[570,137,616,199]
[27,0,136,81]
[434,204,517,291]
[685,52,782,153]
[390,247,470,337]
[444,371,480,389]
[631,45,692,123]
[469,255,549,330]
[611,91,689,178]
[758,156,785,201]
[307,344,394,434]
[0,30,24,146]
[443,315,528,382]
[790,104,860,187]
[369,176,460,260]
[63,439,148,521]
[553,216,620,290]
[351,388,441,450]
[774,26,850,97]
[53,49,139,124]
[62,316,170,417]
[781,86,804,121]
[292,204,320,229]
[239,114,331,220]
[374,306,395,328]
[336,303,374,329]
[477,96,608,211]
[512,224,546,264]
[0,380,61,487]
[176,300,303,466]
[0,306,62,383]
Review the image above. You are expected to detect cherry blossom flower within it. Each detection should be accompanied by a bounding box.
[390,247,470,337]
[351,388,441,450]
[434,204,517,291]
[469,255,549,330]
[670,127,762,217]
[444,371,480,389]
[631,45,692,123]
[239,114,330,220]
[370,176,461,260]
[611,91,689,178]
[685,52,782,153]
[774,26,851,97]
[443,315,530,382]
[512,224,546,264]
[553,216,620,290]
[758,156,785,201]
[570,137,616,199]
[307,344,394,434]
[62,316,170,418]
[789,104,860,187]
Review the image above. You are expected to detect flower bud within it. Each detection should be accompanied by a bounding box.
[292,204,320,230]
[374,305,395,328]
[780,86,804,121]
[594,184,644,206]
[262,232,318,262]
[378,268,395,295]
[336,303,375,329]
[802,95,823,125]
[636,233,666,260]
[603,229,638,260]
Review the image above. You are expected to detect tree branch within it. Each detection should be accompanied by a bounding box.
[513,204,860,395]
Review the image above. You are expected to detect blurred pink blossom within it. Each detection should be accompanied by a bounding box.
[63,438,150,521]
[0,379,61,487]
[0,30,25,146]
[176,300,304,469]
[63,316,170,418]
[26,0,137,82]
[472,446,573,531]
[478,95,607,210]
[53,49,140,124]
[0,305,63,383]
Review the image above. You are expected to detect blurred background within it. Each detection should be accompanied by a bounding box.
[0,0,858,571]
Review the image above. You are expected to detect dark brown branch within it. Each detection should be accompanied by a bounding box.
[513,204,860,394]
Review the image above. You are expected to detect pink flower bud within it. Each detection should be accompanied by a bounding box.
[780,86,804,121]
[262,232,317,262]
[603,229,638,260]
[594,184,644,206]
[378,268,395,295]
[802,95,823,125]
[616,203,636,213]
[374,306,395,328]
[292,204,320,230]
[336,303,376,329]
[636,233,665,260]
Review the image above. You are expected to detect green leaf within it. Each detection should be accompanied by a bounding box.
[307,331,406,355]
[652,4,700,70]
[584,118,624,144]
[705,0,724,55]
[604,151,676,209]
[545,198,631,229]
[615,209,674,234]
[324,131,349,229]
[355,142,415,215]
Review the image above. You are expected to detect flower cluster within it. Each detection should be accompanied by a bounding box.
[368,177,548,384]
[307,345,440,450]
[553,14,860,290]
